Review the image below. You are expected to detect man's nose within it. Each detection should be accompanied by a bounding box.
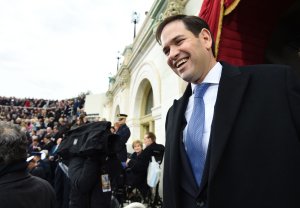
[168,46,179,61]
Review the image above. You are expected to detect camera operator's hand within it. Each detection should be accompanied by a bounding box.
[126,158,130,166]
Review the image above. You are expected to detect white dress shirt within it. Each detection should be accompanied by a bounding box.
[183,62,222,155]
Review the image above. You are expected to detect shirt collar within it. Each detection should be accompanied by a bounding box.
[191,62,222,93]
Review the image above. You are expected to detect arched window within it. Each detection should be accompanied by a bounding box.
[139,80,155,138]
[144,88,153,115]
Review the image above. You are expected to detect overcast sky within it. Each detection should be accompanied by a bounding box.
[0,0,154,100]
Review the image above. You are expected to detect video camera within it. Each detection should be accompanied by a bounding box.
[56,121,122,160]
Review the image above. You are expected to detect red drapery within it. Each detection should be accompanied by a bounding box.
[199,0,295,66]
[199,0,239,58]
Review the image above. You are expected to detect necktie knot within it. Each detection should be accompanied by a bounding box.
[194,83,210,98]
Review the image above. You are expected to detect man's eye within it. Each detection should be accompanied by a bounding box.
[163,49,170,56]
[176,39,183,45]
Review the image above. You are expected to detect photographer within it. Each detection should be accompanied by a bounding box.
[68,156,112,208]
[59,121,123,208]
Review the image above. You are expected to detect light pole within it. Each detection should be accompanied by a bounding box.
[116,51,121,71]
[131,12,140,39]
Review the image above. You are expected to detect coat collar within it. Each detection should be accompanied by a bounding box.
[0,161,29,185]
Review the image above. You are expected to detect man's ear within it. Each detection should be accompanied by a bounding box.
[199,28,213,49]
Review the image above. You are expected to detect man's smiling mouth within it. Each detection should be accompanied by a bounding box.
[176,58,188,68]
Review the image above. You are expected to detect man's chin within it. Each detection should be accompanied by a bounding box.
[180,74,193,83]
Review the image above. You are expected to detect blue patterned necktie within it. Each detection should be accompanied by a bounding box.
[186,83,210,186]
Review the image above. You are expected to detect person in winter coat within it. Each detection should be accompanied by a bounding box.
[0,121,56,208]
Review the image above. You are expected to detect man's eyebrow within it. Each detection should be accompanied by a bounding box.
[166,35,184,45]
[162,35,184,52]
[173,35,184,41]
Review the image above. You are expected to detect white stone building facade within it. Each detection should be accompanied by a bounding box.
[103,0,204,152]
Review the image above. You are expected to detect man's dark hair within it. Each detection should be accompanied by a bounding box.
[44,134,52,140]
[0,121,27,164]
[146,132,156,142]
[155,14,215,56]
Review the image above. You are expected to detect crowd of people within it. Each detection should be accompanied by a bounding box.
[0,94,165,208]
[0,96,86,122]
[0,95,85,207]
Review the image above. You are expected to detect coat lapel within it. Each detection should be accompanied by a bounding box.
[208,63,250,182]
[169,83,191,177]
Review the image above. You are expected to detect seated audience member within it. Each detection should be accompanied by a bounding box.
[45,126,54,138]
[127,132,165,170]
[28,135,42,154]
[133,139,143,155]
[0,121,56,208]
[28,151,52,183]
[52,125,60,141]
[57,117,69,139]
[42,134,55,152]
[71,114,85,130]
[126,140,144,166]
[50,137,62,160]
[126,132,165,197]
[125,140,144,194]
[143,132,165,164]
[30,128,37,137]
[47,117,55,128]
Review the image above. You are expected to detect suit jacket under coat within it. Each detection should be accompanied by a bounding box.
[163,62,300,208]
